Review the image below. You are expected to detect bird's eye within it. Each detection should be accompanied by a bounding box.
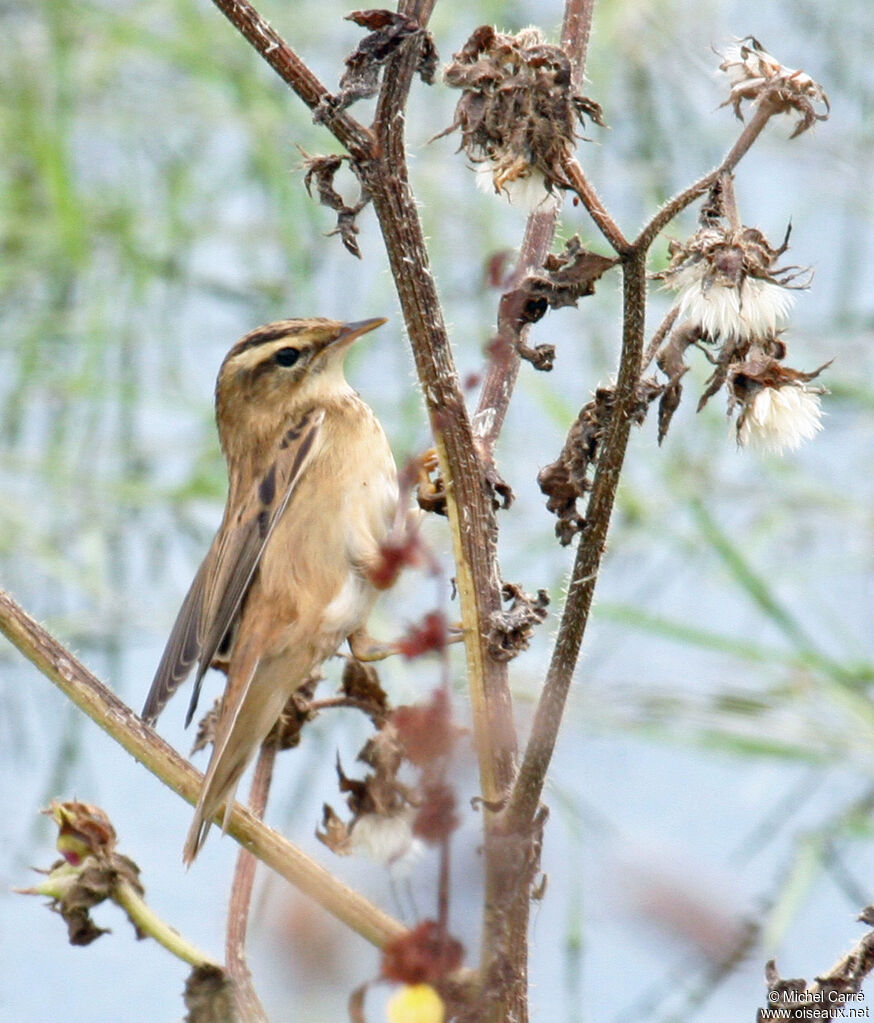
[274,347,300,368]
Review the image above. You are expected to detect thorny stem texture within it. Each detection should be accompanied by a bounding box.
[0,588,405,950]
[226,743,276,1023]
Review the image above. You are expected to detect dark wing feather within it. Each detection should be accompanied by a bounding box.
[141,559,208,725]
[184,408,325,727]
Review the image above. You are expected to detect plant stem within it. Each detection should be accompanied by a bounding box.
[635,99,779,251]
[503,248,648,833]
[0,587,405,950]
[366,0,516,808]
[208,0,373,158]
[226,743,276,1023]
[114,878,221,969]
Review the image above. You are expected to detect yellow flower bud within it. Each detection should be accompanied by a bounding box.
[386,984,444,1023]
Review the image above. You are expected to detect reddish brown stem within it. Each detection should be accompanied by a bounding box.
[226,743,277,1023]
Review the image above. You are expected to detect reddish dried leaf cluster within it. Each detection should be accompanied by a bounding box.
[391,688,457,766]
[381,920,464,985]
[396,611,450,660]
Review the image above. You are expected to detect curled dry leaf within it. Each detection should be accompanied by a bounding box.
[499,236,616,370]
[302,152,370,258]
[340,657,390,726]
[316,9,437,118]
[539,381,662,544]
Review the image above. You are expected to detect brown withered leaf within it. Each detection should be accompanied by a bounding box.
[500,237,616,370]
[655,321,700,443]
[316,803,353,856]
[522,237,617,313]
[269,675,320,751]
[539,380,661,544]
[341,658,390,725]
[487,582,550,661]
[29,853,146,947]
[184,963,237,1023]
[302,152,370,258]
[316,10,437,118]
[358,722,405,782]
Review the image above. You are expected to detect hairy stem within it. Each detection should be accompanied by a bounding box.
[0,588,405,949]
[635,99,779,250]
[561,153,631,254]
[504,248,648,832]
[367,0,516,807]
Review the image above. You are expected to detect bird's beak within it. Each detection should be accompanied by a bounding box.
[333,317,387,348]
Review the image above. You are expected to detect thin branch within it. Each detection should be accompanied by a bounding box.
[208,0,374,158]
[561,153,631,254]
[226,743,276,1023]
[0,587,405,950]
[472,208,559,460]
[503,249,648,833]
[635,98,780,251]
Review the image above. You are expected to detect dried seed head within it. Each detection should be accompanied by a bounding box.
[438,25,603,206]
[729,353,827,454]
[654,176,830,452]
[659,214,810,343]
[719,37,829,137]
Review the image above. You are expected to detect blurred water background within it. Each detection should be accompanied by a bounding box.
[1,0,873,1020]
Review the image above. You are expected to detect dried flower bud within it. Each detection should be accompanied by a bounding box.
[47,800,117,865]
[719,37,829,137]
[437,25,603,207]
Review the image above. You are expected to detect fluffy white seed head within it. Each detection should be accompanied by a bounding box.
[737,384,823,454]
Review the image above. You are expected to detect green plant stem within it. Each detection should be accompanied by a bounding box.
[114,878,221,969]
